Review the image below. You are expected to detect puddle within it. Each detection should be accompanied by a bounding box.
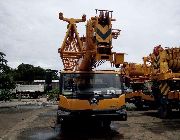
[17,126,60,140]
[58,124,124,140]
[17,123,124,140]
[15,107,124,140]
[30,127,60,140]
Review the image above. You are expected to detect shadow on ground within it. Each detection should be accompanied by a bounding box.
[141,110,180,134]
[143,110,180,119]
[56,124,123,140]
[17,122,124,140]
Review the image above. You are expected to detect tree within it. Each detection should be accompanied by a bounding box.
[0,52,15,101]
[13,64,58,83]
[34,66,46,80]
[13,64,46,83]
[17,63,34,82]
[45,69,59,92]
[47,69,59,80]
[0,52,8,73]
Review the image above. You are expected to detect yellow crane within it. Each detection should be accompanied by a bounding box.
[121,61,154,109]
[57,10,127,130]
[146,45,180,118]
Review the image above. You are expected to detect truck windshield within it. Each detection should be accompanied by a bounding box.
[61,73,122,95]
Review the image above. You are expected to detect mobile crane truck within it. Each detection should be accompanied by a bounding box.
[57,10,127,129]
[147,45,180,118]
[121,62,154,109]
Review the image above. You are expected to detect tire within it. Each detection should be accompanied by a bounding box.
[135,102,143,110]
[61,121,69,133]
[102,120,111,130]
[158,105,171,119]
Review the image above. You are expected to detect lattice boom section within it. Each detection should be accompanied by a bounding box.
[64,36,81,52]
[58,22,84,71]
[61,57,79,71]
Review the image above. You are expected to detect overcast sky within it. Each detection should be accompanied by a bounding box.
[0,0,180,70]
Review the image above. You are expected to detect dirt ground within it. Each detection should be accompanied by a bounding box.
[0,101,180,140]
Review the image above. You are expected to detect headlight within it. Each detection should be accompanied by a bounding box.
[63,91,73,95]
[107,90,116,94]
[116,90,122,95]
[116,108,126,114]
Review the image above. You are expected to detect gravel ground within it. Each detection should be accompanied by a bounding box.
[0,100,180,140]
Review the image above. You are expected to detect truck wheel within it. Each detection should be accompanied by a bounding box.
[61,121,69,133]
[158,105,169,119]
[135,102,143,110]
[102,121,111,130]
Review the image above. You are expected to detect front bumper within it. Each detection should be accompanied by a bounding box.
[57,108,127,122]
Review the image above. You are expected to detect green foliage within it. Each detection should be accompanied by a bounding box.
[13,63,46,83]
[45,70,53,85]
[0,72,15,89]
[0,51,59,100]
[0,52,7,66]
[47,88,59,101]
[46,69,59,81]
[0,52,15,89]
[34,66,46,80]
[0,89,11,101]
[125,103,136,111]
[0,52,15,101]
[13,64,59,83]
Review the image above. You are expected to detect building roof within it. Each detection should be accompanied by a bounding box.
[34,80,59,83]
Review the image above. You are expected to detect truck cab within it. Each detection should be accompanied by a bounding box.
[57,70,127,128]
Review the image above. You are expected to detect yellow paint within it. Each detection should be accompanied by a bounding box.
[125,92,141,99]
[96,24,110,34]
[125,91,154,102]
[58,94,125,110]
[141,94,154,101]
[114,53,124,65]
[168,91,180,100]
[96,33,112,43]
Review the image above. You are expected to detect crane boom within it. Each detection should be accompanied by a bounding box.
[58,10,124,71]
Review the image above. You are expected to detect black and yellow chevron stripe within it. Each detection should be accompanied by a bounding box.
[153,55,160,69]
[96,24,112,43]
[159,81,170,95]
